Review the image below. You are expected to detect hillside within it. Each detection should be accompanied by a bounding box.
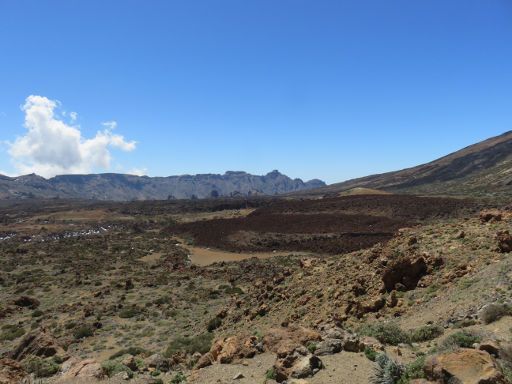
[0,170,325,201]
[312,131,512,197]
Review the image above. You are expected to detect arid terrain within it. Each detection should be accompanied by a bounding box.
[1,193,512,384]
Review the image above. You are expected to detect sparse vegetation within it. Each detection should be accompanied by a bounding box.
[164,333,214,357]
[23,356,60,378]
[360,323,410,346]
[0,324,25,341]
[479,303,512,324]
[439,330,482,351]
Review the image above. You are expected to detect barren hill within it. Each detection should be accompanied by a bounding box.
[314,131,512,197]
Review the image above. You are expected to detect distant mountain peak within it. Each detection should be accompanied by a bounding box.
[0,170,326,201]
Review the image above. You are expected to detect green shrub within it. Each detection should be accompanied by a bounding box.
[440,330,481,351]
[397,356,426,383]
[265,367,277,380]
[207,317,222,332]
[73,325,94,340]
[360,323,410,346]
[171,372,187,383]
[364,347,378,361]
[101,360,134,378]
[164,333,214,357]
[480,303,512,324]
[370,354,404,384]
[23,356,60,377]
[32,309,44,317]
[410,325,444,343]
[109,346,149,360]
[118,306,141,319]
[307,342,317,354]
[0,324,25,341]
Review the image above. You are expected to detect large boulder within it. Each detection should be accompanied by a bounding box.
[424,348,505,384]
[57,357,104,381]
[9,329,64,361]
[0,358,28,384]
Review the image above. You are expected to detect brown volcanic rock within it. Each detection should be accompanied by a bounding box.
[195,335,260,369]
[382,257,428,292]
[496,231,512,253]
[424,349,505,384]
[58,357,104,381]
[263,325,321,354]
[9,329,64,361]
[0,358,28,384]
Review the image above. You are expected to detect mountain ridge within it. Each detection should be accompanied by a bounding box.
[300,130,512,197]
[0,170,325,201]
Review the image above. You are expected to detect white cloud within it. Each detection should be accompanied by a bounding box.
[102,120,117,130]
[8,95,136,178]
[69,111,78,122]
[129,167,148,176]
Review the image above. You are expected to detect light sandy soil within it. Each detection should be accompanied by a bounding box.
[186,245,291,266]
[189,351,376,384]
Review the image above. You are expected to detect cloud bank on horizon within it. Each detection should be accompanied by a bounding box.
[6,95,137,178]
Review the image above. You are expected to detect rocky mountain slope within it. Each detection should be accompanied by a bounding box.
[309,131,512,197]
[0,170,325,200]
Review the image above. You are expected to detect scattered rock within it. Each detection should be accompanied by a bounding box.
[274,346,322,383]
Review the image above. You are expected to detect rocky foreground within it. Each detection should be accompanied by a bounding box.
[1,199,512,383]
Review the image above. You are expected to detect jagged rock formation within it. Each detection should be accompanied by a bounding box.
[0,170,325,201]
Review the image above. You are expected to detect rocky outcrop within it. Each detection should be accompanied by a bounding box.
[9,329,64,361]
[382,257,428,292]
[195,335,262,369]
[263,325,321,355]
[0,358,27,384]
[496,231,512,253]
[424,349,505,384]
[57,358,104,381]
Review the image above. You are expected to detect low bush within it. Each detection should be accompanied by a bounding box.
[164,333,214,357]
[118,306,141,319]
[480,303,511,324]
[23,356,60,377]
[73,325,94,340]
[171,372,187,383]
[109,346,150,360]
[101,360,134,378]
[0,324,25,341]
[439,330,481,351]
[360,323,410,346]
[207,317,222,332]
[364,347,378,361]
[409,325,444,343]
[370,354,404,384]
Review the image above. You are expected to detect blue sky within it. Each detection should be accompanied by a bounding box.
[0,0,511,183]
